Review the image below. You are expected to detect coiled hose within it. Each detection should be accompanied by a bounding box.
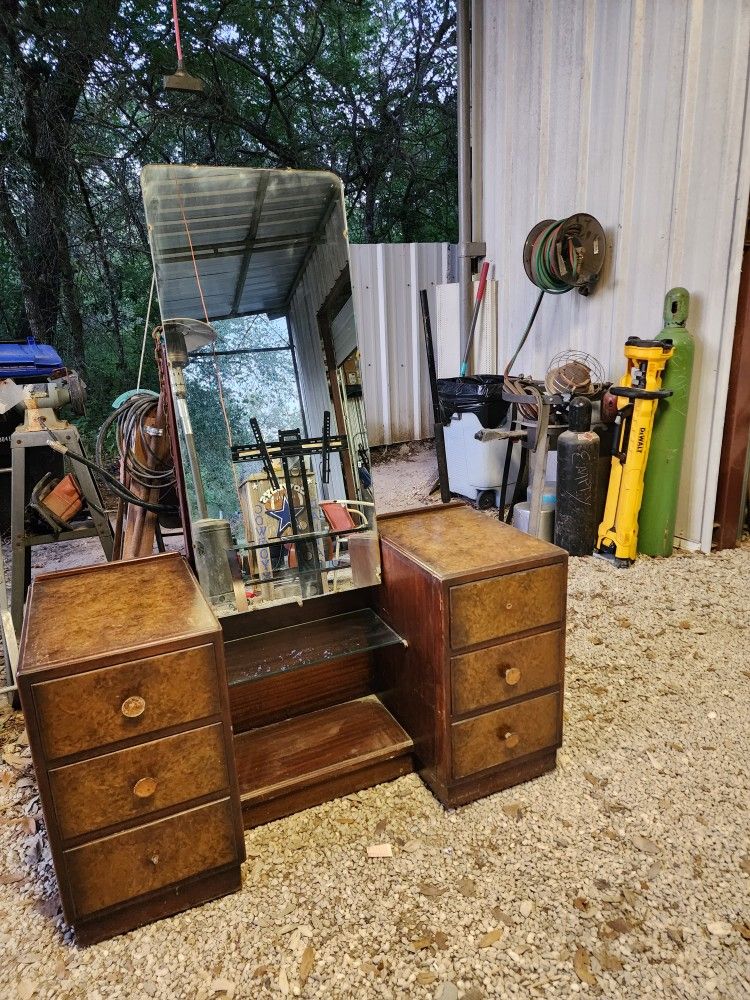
[46,393,177,516]
[96,393,176,496]
[505,216,583,417]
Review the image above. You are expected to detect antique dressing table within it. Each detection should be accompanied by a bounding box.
[17,166,567,943]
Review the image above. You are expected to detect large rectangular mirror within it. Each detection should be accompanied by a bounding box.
[141,165,379,613]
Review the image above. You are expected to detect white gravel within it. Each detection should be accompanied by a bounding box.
[371,442,442,514]
[0,453,748,999]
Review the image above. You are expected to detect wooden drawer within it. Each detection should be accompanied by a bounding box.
[64,798,238,918]
[449,564,565,649]
[48,723,228,841]
[33,645,219,760]
[451,691,560,779]
[451,630,562,715]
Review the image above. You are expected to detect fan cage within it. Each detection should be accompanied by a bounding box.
[544,349,606,397]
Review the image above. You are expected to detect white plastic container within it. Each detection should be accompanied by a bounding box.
[443,411,521,507]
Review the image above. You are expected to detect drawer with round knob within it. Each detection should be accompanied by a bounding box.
[450,691,560,780]
[48,723,229,841]
[449,564,565,650]
[451,629,562,715]
[32,645,220,760]
[63,797,238,919]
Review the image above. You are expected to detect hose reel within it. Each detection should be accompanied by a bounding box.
[505,212,607,419]
[523,213,606,297]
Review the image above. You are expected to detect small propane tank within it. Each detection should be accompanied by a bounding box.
[554,397,599,556]
[637,288,694,556]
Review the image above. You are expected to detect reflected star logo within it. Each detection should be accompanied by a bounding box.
[265,491,304,535]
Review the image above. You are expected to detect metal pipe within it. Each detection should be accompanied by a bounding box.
[174,386,209,519]
[457,0,473,364]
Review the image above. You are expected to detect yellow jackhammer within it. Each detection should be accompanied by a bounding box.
[595,337,674,566]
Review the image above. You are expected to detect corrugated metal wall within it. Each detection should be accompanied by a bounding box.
[350,242,449,446]
[287,206,349,498]
[474,0,750,551]
[288,234,449,452]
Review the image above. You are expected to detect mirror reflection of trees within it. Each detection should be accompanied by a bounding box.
[183,316,304,521]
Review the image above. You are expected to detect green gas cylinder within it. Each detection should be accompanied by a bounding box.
[637,288,694,556]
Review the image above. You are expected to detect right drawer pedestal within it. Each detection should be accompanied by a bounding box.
[375,505,567,811]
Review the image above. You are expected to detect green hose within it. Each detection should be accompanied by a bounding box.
[529,220,575,294]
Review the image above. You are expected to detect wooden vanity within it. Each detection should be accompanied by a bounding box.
[221,503,567,824]
[17,502,566,942]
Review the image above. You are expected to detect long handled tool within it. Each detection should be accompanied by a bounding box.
[460,260,490,376]
[164,0,205,93]
[419,289,451,503]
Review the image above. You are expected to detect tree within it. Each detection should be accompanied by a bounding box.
[0,0,457,431]
[0,0,122,366]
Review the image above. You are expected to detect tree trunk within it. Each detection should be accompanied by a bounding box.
[75,164,128,372]
[58,230,86,371]
[0,0,121,361]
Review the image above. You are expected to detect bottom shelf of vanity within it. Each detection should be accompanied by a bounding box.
[234,695,415,828]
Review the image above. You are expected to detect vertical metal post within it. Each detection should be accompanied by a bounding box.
[0,525,19,699]
[10,440,28,633]
[457,0,473,364]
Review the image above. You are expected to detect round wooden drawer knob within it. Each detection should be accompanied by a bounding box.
[504,667,521,686]
[503,731,520,749]
[121,695,146,719]
[133,777,157,799]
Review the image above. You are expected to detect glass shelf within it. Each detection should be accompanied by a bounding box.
[226,607,405,685]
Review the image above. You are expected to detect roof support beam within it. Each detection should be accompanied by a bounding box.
[284,186,340,309]
[230,174,270,317]
[158,233,317,265]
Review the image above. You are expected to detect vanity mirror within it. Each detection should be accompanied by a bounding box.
[141,165,379,612]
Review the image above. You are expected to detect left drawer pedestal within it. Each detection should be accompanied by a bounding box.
[17,553,245,944]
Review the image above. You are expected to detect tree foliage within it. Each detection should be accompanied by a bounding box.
[0,0,457,431]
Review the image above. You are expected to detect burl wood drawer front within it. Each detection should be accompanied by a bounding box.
[48,724,229,841]
[449,564,565,649]
[64,798,238,918]
[451,691,559,779]
[451,630,562,715]
[33,645,219,760]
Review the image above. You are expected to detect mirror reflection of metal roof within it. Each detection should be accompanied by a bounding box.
[141,165,343,321]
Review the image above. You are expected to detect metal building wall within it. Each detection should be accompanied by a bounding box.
[473,0,750,551]
[287,208,349,498]
[288,236,449,451]
[350,242,449,446]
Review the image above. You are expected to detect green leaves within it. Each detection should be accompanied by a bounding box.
[0,0,456,439]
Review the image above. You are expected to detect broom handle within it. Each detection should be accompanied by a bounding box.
[460,260,490,376]
[172,0,184,67]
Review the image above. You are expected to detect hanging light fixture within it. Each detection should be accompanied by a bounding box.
[163,0,205,93]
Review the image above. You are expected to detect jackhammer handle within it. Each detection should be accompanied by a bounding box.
[609,386,673,401]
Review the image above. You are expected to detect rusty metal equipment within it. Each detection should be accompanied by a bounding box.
[163,0,205,93]
[0,370,114,630]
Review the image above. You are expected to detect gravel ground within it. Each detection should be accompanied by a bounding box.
[1,454,748,999]
[371,442,442,514]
